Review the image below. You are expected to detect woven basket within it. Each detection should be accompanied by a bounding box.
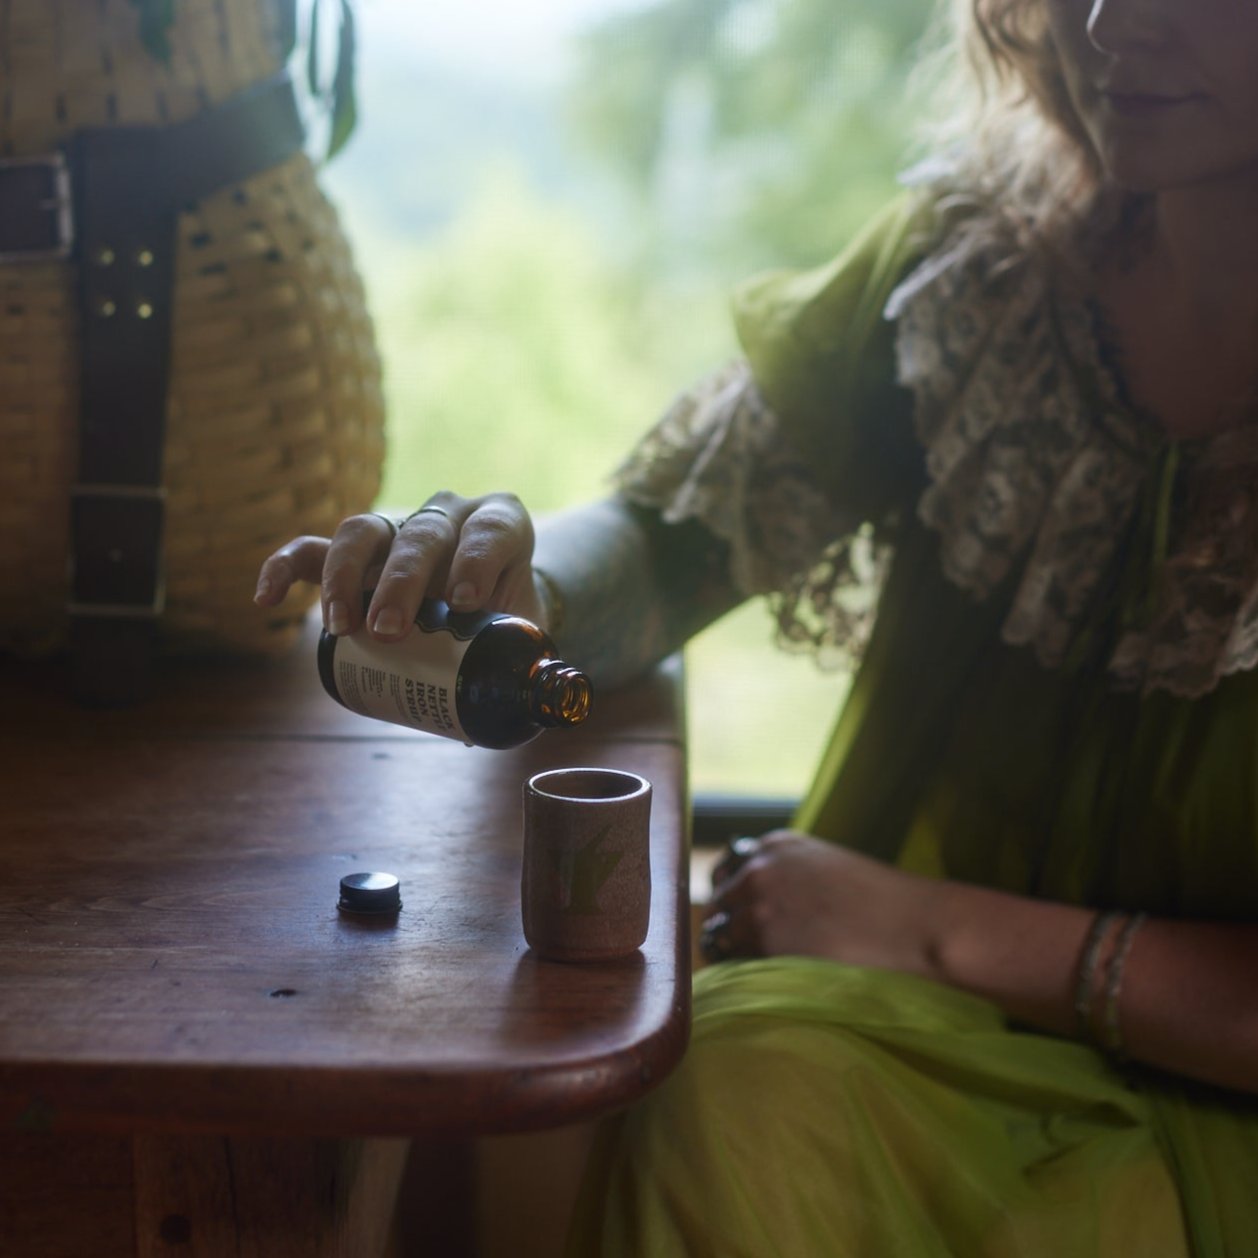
[0,0,385,659]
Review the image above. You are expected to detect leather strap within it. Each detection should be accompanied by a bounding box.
[64,74,304,705]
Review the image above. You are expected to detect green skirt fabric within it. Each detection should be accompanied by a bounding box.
[569,960,1255,1257]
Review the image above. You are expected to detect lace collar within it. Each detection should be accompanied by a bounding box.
[886,229,1258,699]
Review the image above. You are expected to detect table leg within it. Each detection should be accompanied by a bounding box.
[0,1133,408,1257]
[132,1135,409,1257]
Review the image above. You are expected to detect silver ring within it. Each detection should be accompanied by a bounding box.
[405,504,453,524]
[699,910,734,964]
[712,835,760,885]
[369,511,402,539]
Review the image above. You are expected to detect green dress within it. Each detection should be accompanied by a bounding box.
[568,197,1258,1256]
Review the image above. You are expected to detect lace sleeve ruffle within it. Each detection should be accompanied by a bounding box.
[613,361,888,667]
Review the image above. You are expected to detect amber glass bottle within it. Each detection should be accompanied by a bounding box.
[317,599,592,748]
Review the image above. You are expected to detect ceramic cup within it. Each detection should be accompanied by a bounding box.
[521,767,652,962]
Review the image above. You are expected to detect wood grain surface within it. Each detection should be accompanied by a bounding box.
[0,618,691,1139]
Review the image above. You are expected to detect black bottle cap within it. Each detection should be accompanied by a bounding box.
[338,871,402,915]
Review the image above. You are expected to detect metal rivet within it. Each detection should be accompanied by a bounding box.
[136,301,154,320]
[98,299,117,318]
[96,246,115,266]
[136,249,154,267]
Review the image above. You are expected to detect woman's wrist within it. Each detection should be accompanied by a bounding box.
[532,565,566,638]
[924,878,1094,1038]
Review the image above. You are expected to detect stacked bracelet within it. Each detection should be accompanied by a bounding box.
[1074,910,1119,1041]
[1073,908,1147,1061]
[1101,911,1147,1060]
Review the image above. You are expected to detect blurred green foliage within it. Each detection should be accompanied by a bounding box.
[567,0,935,272]
[371,166,735,514]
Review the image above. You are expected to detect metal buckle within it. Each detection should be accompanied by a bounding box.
[0,152,75,263]
[67,483,168,618]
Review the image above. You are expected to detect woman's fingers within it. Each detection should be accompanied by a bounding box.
[698,909,738,964]
[363,492,538,641]
[710,835,762,889]
[254,514,396,633]
[319,511,411,637]
[364,500,468,640]
[703,842,766,961]
[254,535,334,607]
[256,493,540,642]
[705,831,806,959]
[446,494,538,614]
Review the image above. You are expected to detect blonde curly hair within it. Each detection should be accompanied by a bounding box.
[919,0,1114,255]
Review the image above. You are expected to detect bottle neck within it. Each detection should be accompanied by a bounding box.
[529,659,593,728]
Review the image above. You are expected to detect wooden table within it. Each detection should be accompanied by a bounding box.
[0,619,691,1255]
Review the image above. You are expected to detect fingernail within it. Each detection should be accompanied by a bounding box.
[327,599,351,636]
[372,606,404,637]
[450,582,476,609]
[253,576,272,604]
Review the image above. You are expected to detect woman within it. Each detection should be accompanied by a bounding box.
[257,0,1258,1251]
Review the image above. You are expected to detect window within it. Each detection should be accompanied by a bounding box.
[320,0,930,797]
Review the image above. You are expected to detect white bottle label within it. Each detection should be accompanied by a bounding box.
[329,603,500,743]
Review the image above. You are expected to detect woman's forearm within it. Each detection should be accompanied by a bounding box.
[930,880,1258,1093]
[532,497,743,688]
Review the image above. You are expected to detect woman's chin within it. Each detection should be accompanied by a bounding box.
[1098,145,1258,199]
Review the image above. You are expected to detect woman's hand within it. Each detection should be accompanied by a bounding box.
[253,492,546,640]
[704,833,1258,1093]
[703,831,944,978]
